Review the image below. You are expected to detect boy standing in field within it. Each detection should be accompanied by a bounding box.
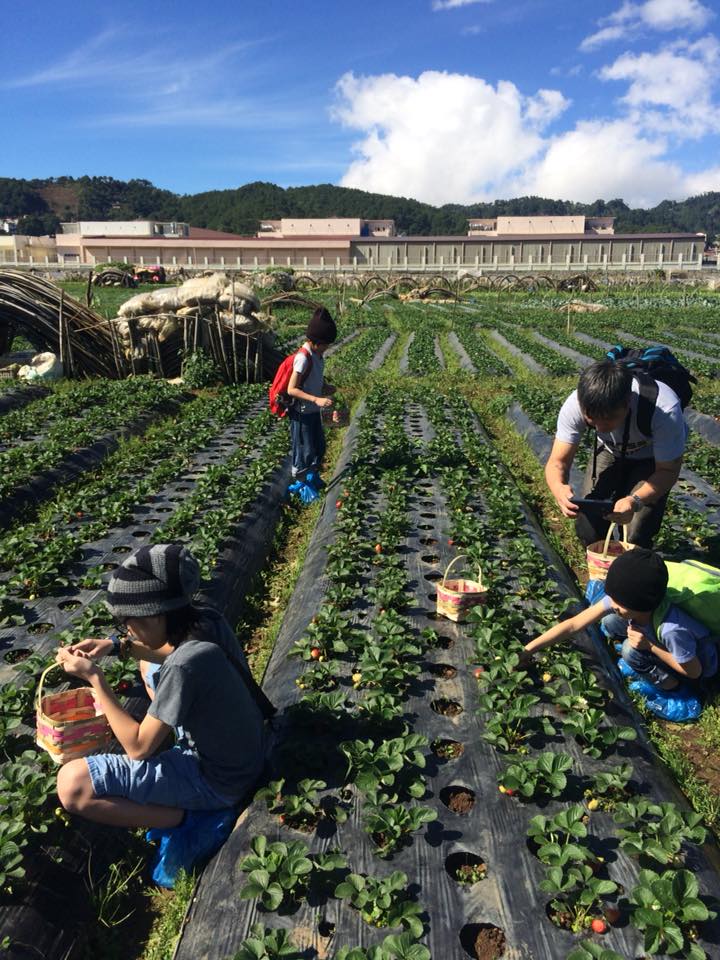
[286,307,337,500]
[522,549,718,714]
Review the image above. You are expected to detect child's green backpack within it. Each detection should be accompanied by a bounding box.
[653,560,720,637]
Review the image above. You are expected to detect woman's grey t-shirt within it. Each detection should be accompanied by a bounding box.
[556,379,688,462]
[147,607,266,799]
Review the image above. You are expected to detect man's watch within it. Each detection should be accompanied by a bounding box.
[631,494,644,513]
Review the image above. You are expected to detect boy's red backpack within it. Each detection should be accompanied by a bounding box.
[269,347,313,417]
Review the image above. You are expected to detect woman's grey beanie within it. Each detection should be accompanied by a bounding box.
[106,544,200,618]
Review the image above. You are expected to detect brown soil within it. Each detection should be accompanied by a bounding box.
[432,738,464,760]
[428,663,458,679]
[431,698,463,716]
[442,786,476,814]
[474,925,506,960]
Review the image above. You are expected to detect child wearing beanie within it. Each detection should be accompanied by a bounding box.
[53,544,268,845]
[523,548,717,694]
[286,307,338,500]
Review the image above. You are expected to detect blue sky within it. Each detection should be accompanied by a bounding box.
[2,0,719,207]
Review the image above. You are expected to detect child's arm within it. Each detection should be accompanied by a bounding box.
[287,369,332,408]
[524,600,607,656]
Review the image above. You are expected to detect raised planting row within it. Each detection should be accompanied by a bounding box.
[0,376,185,520]
[173,381,720,960]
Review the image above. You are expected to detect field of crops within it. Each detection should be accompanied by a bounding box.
[2,281,720,960]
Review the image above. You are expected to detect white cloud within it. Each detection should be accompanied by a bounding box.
[333,70,568,205]
[581,0,713,50]
[599,36,720,137]
[432,0,492,10]
[332,68,719,207]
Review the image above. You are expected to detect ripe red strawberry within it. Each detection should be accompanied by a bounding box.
[310,648,322,660]
[335,500,343,509]
[473,667,484,678]
[590,918,607,934]
[374,544,382,554]
[448,539,454,546]
[505,788,515,796]
[117,680,131,693]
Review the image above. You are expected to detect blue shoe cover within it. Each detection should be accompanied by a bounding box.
[618,658,640,680]
[585,579,606,606]
[147,808,236,888]
[305,472,325,491]
[287,480,303,499]
[629,679,702,722]
[299,482,319,504]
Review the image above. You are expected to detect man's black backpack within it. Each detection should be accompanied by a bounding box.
[606,344,697,437]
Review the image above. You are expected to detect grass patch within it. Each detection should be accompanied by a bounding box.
[140,870,196,960]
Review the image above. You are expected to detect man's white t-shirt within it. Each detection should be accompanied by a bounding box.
[556,379,687,462]
[292,346,325,414]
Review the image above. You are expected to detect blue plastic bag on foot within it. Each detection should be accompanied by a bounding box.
[147,808,237,888]
[628,679,702,722]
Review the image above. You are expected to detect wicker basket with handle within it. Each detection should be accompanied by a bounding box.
[436,555,488,623]
[586,523,634,582]
[36,664,111,764]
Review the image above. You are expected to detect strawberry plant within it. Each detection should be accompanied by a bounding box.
[527,805,593,868]
[363,803,438,858]
[340,728,429,802]
[354,644,421,694]
[566,945,624,960]
[239,836,346,912]
[613,799,706,865]
[334,870,425,938]
[630,868,715,960]
[0,819,26,890]
[562,709,637,759]
[230,923,300,960]
[254,778,348,831]
[584,763,634,812]
[295,660,338,692]
[541,863,618,934]
[497,752,573,801]
[336,933,430,960]
[482,694,551,753]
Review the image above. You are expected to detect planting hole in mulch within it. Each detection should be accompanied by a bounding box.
[58,600,81,611]
[428,663,457,679]
[460,923,506,960]
[131,530,150,538]
[155,506,173,513]
[424,571,442,582]
[431,698,463,717]
[445,852,487,885]
[4,648,31,664]
[418,523,434,530]
[113,545,132,554]
[420,512,436,519]
[440,785,476,814]
[99,563,118,572]
[420,537,438,546]
[175,485,192,491]
[421,554,440,564]
[431,738,465,760]
[27,622,53,635]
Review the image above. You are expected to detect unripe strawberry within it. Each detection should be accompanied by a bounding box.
[351,672,362,683]
[587,797,600,811]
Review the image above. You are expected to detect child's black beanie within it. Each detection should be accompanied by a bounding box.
[605,547,668,612]
[306,308,337,344]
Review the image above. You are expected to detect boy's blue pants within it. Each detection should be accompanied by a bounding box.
[289,410,326,479]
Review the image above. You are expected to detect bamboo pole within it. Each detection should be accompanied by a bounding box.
[230,278,238,384]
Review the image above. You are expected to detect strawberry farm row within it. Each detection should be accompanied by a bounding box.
[173,382,720,960]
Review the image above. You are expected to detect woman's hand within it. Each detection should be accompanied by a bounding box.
[56,645,102,681]
[67,636,115,659]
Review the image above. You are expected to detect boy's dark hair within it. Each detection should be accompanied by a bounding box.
[165,604,203,647]
[577,360,632,419]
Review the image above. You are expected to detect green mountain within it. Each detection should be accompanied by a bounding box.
[1,176,717,241]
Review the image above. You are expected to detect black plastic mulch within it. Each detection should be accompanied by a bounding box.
[175,397,720,960]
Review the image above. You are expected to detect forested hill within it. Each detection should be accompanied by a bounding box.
[1,175,718,241]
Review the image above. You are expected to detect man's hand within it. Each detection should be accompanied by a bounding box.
[316,396,333,409]
[626,624,651,651]
[555,485,579,519]
[67,636,115,659]
[608,496,635,524]
[56,645,101,681]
